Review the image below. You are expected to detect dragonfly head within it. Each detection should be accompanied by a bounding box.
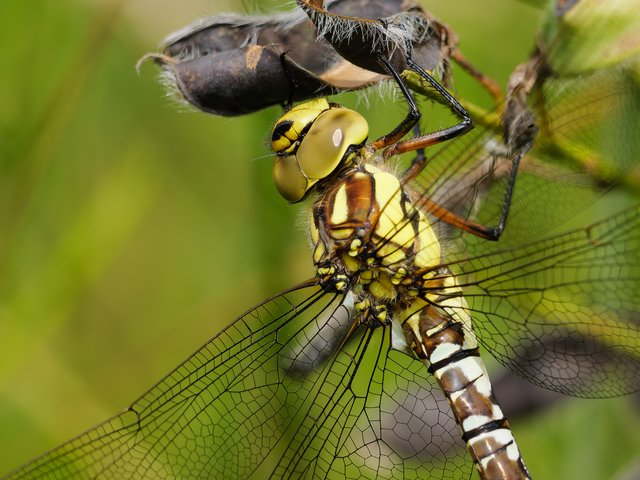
[271,98,369,202]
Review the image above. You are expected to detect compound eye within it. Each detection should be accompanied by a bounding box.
[271,100,369,203]
[272,154,308,202]
[296,108,368,179]
[271,98,331,155]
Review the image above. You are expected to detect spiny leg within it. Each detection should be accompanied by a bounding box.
[369,54,423,150]
[395,60,533,241]
[367,54,497,240]
[371,54,472,181]
[372,46,525,241]
[414,136,532,240]
[387,58,473,180]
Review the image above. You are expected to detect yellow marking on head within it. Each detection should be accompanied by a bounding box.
[271,98,331,154]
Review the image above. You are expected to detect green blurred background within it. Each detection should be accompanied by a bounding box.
[0,0,638,478]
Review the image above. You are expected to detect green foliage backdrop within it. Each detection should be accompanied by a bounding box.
[0,1,638,478]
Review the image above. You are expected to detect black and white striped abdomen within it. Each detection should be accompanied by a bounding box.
[403,275,531,480]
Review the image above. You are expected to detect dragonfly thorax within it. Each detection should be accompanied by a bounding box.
[271,99,369,202]
[311,161,443,321]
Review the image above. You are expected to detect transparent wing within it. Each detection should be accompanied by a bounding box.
[4,281,470,480]
[269,321,469,480]
[401,0,640,251]
[5,282,339,478]
[439,204,640,397]
[408,61,640,255]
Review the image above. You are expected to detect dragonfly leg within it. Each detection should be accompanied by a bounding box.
[370,54,422,150]
[414,136,532,240]
[410,123,426,171]
[395,59,531,241]
[385,58,473,176]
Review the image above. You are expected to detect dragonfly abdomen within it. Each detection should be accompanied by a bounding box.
[404,301,532,480]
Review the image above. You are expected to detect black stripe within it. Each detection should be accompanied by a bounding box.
[271,120,294,142]
[461,418,510,442]
[427,346,479,374]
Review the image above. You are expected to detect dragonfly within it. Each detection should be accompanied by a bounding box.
[2,0,640,479]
